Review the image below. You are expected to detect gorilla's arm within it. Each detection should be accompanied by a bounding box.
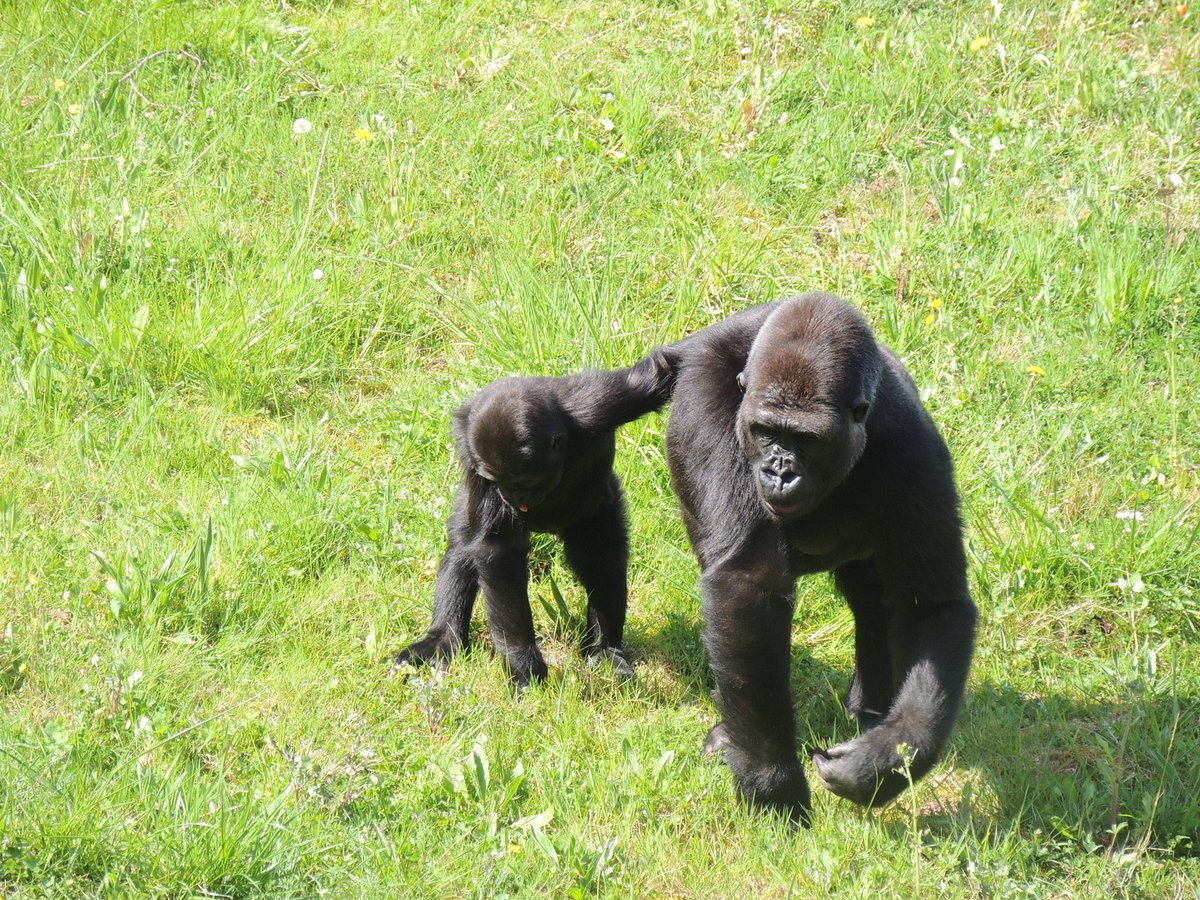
[560,348,678,431]
[702,550,812,826]
[394,489,482,670]
[812,592,977,805]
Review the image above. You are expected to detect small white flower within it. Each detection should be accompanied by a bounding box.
[1167,172,1183,188]
[1115,510,1144,522]
[371,113,385,126]
[312,268,325,280]
[292,117,313,135]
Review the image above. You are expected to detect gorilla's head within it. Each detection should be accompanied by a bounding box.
[735,294,882,520]
[462,380,567,513]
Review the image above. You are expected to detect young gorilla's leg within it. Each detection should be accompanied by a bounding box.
[701,566,811,827]
[834,560,894,731]
[561,493,633,677]
[476,533,547,686]
[394,543,478,671]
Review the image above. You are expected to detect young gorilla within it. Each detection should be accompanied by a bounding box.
[395,354,672,685]
[658,292,977,824]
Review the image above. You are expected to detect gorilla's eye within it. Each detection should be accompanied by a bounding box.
[749,423,776,447]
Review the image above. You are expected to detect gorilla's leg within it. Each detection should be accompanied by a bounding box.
[476,534,547,686]
[394,542,478,671]
[811,597,976,806]
[835,560,893,731]
[702,566,811,826]
[561,495,632,677]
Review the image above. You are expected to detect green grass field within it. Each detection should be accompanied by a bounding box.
[2,0,1198,895]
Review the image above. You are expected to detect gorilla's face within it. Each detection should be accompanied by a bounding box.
[467,387,567,513]
[735,303,876,520]
[737,390,867,520]
[474,433,565,513]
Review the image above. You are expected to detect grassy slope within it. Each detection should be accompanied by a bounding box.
[1,0,1197,895]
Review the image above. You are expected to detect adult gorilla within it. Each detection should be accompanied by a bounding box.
[660,292,977,824]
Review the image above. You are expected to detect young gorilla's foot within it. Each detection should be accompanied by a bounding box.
[584,646,635,680]
[504,645,549,687]
[390,629,461,676]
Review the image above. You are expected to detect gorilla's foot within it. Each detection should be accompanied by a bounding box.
[702,721,733,758]
[390,629,462,677]
[584,646,635,680]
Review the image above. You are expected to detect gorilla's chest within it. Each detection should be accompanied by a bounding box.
[784,514,872,575]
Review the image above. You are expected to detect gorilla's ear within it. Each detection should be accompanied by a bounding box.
[735,372,747,392]
[451,400,478,466]
[850,400,870,424]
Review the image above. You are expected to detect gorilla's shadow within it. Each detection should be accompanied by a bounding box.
[924,681,1200,854]
[630,615,1198,853]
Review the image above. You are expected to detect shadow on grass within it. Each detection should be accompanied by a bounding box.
[632,613,1199,856]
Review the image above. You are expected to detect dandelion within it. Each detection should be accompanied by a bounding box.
[969,36,991,52]
[292,117,312,135]
[855,15,875,28]
[1026,364,1045,376]
[930,298,943,310]
[351,126,375,143]
[312,268,326,280]
[53,78,66,93]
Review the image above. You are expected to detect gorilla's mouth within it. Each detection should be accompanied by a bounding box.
[766,501,802,517]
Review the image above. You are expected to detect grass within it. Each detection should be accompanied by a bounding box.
[1,0,1197,895]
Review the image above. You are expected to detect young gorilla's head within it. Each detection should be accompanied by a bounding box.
[464,381,567,513]
[735,294,882,520]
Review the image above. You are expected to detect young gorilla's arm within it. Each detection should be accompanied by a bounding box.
[561,347,681,432]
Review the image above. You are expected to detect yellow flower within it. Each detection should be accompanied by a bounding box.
[855,15,875,28]
[929,297,943,310]
[1026,364,1045,377]
[351,126,375,143]
[969,36,991,53]
[68,103,81,115]
[923,312,936,326]
[53,78,66,93]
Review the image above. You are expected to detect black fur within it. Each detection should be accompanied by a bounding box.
[395,352,674,685]
[658,292,977,823]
